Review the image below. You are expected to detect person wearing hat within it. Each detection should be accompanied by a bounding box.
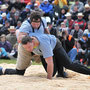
[27,0,40,10]
[1,4,10,20]
[70,23,83,40]
[83,4,90,22]
[70,0,84,14]
[74,13,86,30]
[39,0,54,23]
[0,13,10,25]
[34,3,44,16]
[6,26,17,47]
[64,12,74,31]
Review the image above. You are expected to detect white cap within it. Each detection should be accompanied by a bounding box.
[8,26,16,31]
[34,3,38,6]
[1,4,8,9]
[0,24,3,28]
[77,13,84,17]
[65,12,71,17]
[85,4,90,8]
[1,13,6,17]
[44,0,48,2]
[61,22,65,25]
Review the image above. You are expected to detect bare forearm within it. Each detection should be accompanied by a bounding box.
[45,57,53,79]
[17,32,28,43]
[47,62,53,79]
[44,28,50,34]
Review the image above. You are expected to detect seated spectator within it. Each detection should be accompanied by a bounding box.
[0,13,10,25]
[0,34,12,53]
[3,0,13,11]
[0,4,10,20]
[60,30,77,62]
[74,13,86,31]
[0,20,10,35]
[47,22,58,37]
[70,23,83,40]
[83,4,90,22]
[10,7,16,19]
[8,43,18,59]
[64,12,74,32]
[58,22,69,35]
[20,5,30,22]
[34,3,44,16]
[84,21,90,35]
[6,26,17,47]
[16,21,22,29]
[70,0,84,14]
[13,0,24,11]
[76,33,88,65]
[27,0,40,10]
[56,8,67,26]
[12,13,22,27]
[39,0,54,23]
[0,47,10,59]
[53,0,68,9]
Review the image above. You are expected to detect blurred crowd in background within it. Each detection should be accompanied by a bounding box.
[0,0,90,66]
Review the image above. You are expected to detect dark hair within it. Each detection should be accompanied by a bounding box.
[30,10,41,22]
[21,35,33,44]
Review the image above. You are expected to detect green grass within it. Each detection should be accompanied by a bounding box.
[0,59,41,65]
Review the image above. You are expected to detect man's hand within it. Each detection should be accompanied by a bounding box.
[16,31,28,43]
[45,57,53,79]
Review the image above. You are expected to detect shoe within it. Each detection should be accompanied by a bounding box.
[56,72,68,78]
[0,67,3,75]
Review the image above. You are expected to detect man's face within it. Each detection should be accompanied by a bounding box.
[78,16,83,20]
[23,42,34,52]
[67,16,71,20]
[74,25,79,30]
[31,19,41,29]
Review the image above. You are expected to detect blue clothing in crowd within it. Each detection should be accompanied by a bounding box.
[0,47,8,57]
[39,2,53,13]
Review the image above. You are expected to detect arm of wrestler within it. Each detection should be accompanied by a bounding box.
[44,28,50,34]
[16,30,28,43]
[45,56,53,79]
[16,20,31,43]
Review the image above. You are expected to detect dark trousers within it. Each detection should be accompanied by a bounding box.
[54,39,90,75]
[4,39,90,76]
[41,39,90,76]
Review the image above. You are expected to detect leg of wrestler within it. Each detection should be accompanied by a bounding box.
[4,44,32,75]
[54,44,90,75]
[40,55,57,77]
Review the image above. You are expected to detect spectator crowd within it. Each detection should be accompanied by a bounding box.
[0,0,90,66]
